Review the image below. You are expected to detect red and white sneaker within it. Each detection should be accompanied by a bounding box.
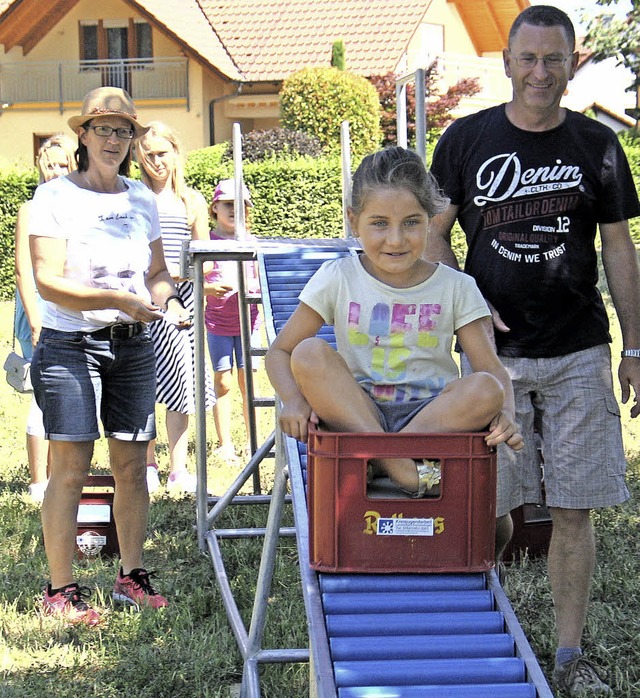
[112,568,168,610]
[42,583,102,626]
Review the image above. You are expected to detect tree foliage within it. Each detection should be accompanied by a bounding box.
[370,62,482,147]
[222,128,324,163]
[331,39,346,70]
[583,0,640,120]
[280,66,382,156]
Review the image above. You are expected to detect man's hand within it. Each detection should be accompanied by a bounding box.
[619,357,640,418]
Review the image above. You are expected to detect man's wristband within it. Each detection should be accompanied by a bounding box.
[621,349,640,358]
[165,293,185,310]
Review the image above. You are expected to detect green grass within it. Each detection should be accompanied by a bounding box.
[1,253,640,697]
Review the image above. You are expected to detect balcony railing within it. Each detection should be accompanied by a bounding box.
[0,57,189,110]
[427,52,512,111]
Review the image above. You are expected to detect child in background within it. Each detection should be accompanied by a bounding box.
[136,122,216,494]
[205,179,260,463]
[14,134,77,503]
[265,147,523,496]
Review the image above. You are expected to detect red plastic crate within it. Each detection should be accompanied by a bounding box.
[76,475,120,559]
[307,427,496,573]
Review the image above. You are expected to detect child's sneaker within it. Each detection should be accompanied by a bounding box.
[28,481,48,504]
[42,583,102,626]
[212,444,241,464]
[112,568,168,610]
[146,463,160,494]
[167,469,197,494]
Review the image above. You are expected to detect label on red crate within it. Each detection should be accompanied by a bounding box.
[377,517,438,536]
[76,531,107,557]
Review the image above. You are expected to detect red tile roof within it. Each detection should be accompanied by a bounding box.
[0,0,528,83]
[197,0,431,81]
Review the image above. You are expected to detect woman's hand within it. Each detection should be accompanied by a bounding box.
[161,296,192,328]
[486,410,524,451]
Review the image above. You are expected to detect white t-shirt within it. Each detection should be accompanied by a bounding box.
[29,176,161,331]
[299,256,489,402]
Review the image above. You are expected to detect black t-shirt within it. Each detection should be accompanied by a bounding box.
[431,105,640,358]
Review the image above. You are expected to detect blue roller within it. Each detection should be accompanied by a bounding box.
[320,573,486,594]
[333,657,525,687]
[329,633,514,661]
[322,591,494,615]
[338,683,537,697]
[326,611,505,637]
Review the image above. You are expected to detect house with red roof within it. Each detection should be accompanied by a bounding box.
[0,0,528,167]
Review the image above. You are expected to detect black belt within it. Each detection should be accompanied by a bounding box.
[90,322,145,340]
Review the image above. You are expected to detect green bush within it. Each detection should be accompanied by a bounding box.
[1,133,638,301]
[186,148,348,239]
[619,130,640,243]
[280,67,382,156]
[0,169,37,300]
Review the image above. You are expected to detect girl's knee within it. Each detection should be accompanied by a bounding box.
[291,337,331,376]
[462,372,505,411]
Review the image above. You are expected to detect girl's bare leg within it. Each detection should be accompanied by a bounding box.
[292,338,504,494]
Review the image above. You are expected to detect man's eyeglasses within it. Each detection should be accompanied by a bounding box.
[509,53,571,70]
[86,125,135,140]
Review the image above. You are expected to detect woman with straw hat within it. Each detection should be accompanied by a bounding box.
[29,87,188,625]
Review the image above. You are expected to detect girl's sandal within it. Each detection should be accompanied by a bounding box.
[403,459,441,498]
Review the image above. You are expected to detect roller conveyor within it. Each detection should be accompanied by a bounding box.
[258,240,553,697]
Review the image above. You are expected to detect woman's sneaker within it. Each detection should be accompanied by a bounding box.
[42,583,102,626]
[112,568,168,610]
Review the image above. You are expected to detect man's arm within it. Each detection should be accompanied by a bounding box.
[425,204,461,269]
[600,220,640,417]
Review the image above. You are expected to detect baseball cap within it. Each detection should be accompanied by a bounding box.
[212,178,252,206]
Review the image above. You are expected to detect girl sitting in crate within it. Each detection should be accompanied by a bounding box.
[265,147,523,498]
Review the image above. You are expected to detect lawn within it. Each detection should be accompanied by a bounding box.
[0,281,639,696]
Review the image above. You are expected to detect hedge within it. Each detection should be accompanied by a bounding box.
[0,135,638,301]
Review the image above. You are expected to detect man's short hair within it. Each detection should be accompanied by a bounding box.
[509,5,576,51]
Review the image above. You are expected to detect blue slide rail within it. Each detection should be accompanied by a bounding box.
[259,239,553,698]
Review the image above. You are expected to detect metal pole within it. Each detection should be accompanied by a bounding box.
[396,82,407,149]
[232,122,260,491]
[193,256,208,551]
[340,120,351,238]
[233,123,247,241]
[415,68,427,164]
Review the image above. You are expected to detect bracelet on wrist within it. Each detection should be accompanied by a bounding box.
[621,349,640,358]
[165,293,185,310]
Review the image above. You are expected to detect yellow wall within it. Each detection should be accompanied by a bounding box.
[405,0,511,118]
[0,0,221,167]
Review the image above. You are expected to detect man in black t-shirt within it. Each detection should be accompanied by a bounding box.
[427,6,640,696]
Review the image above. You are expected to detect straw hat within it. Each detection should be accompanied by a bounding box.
[67,87,148,138]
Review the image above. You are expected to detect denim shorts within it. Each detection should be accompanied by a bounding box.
[31,327,157,442]
[373,397,437,433]
[207,333,244,372]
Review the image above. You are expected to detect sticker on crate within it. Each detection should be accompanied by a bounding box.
[363,510,445,536]
[76,530,108,558]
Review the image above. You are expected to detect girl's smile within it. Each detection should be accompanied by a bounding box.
[348,187,434,287]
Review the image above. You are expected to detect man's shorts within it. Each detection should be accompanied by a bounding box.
[31,327,157,442]
[494,344,629,516]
